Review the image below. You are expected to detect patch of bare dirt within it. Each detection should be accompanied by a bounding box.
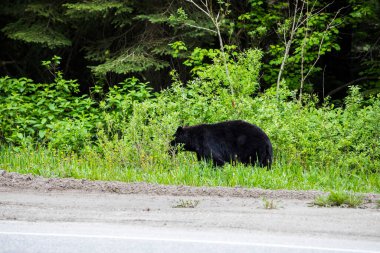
[1,170,379,201]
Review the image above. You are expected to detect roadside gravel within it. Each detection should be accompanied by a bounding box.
[0,170,379,202]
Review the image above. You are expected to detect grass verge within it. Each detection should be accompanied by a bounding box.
[1,146,379,193]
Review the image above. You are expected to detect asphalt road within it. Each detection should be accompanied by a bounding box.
[1,221,379,253]
[0,188,379,253]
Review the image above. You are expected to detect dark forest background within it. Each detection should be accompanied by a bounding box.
[1,0,379,100]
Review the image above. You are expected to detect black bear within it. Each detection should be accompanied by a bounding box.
[170,120,273,167]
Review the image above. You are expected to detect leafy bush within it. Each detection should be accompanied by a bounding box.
[178,46,263,96]
[0,75,98,150]
[96,77,154,137]
[0,60,153,151]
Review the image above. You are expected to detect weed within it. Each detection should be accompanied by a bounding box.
[261,197,278,209]
[313,191,364,208]
[172,199,200,208]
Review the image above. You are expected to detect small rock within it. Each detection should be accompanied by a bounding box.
[0,170,6,176]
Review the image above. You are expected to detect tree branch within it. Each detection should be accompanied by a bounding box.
[327,77,380,97]
[182,22,217,34]
[303,7,343,81]
[186,0,211,19]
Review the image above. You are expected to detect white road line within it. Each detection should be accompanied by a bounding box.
[0,231,378,253]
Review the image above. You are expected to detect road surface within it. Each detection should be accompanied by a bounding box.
[0,172,379,252]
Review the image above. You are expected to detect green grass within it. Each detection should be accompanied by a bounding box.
[1,146,379,193]
[313,191,365,207]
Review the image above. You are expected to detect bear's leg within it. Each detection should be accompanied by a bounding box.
[258,147,272,168]
[199,145,226,166]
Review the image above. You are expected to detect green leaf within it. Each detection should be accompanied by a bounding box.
[48,103,56,111]
[16,133,24,139]
[38,130,46,139]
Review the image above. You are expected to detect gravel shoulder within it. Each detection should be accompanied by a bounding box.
[0,170,379,243]
[1,170,379,200]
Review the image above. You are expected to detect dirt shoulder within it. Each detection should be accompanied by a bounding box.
[1,170,379,201]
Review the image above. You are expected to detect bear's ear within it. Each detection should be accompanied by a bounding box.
[176,126,183,133]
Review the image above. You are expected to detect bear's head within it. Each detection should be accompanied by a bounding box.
[170,126,198,153]
[170,126,187,148]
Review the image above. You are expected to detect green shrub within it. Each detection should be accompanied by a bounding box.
[96,77,154,137]
[184,46,263,96]
[0,56,154,152]
[0,75,98,150]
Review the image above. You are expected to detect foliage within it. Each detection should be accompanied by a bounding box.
[1,0,379,99]
[181,46,263,95]
[1,21,71,49]
[237,0,341,91]
[349,0,380,95]
[313,191,364,208]
[0,57,153,151]
[0,73,97,150]
[0,49,379,193]
[91,51,170,75]
[97,77,154,135]
[0,0,213,80]
[1,1,71,49]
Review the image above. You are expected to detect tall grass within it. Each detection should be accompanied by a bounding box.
[1,143,379,193]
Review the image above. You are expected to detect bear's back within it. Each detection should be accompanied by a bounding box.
[205,120,269,140]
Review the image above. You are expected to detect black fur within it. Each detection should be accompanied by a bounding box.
[170,120,273,167]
